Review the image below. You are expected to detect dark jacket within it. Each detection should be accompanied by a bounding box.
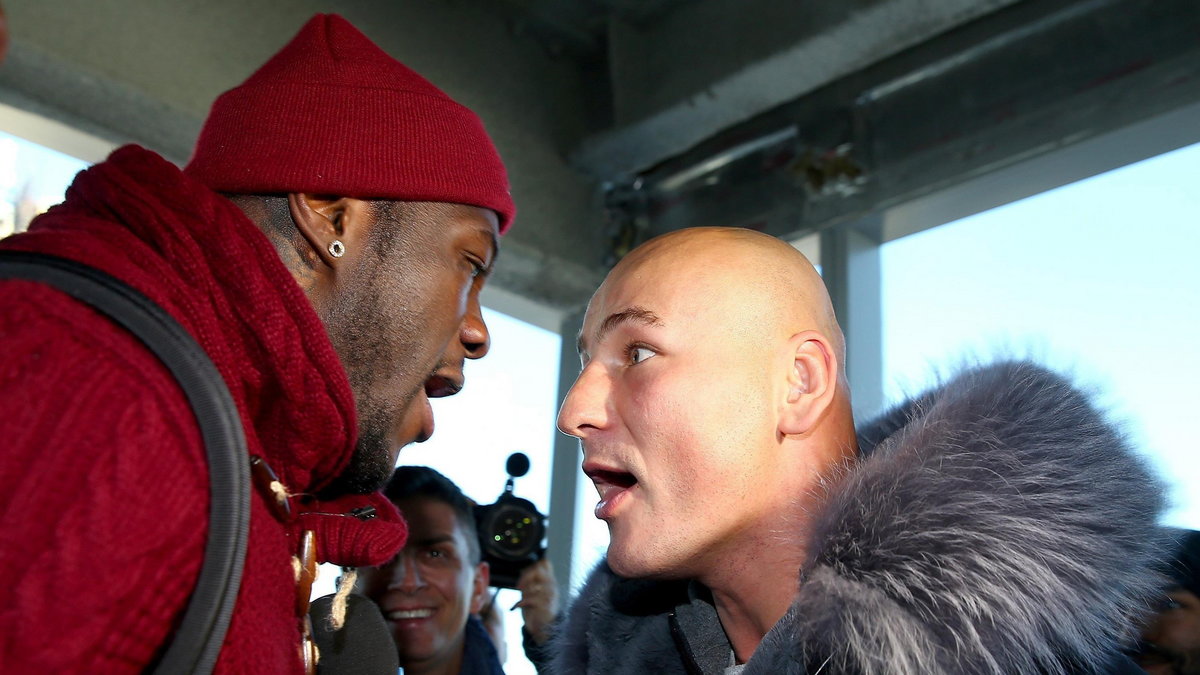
[550,362,1165,675]
[462,615,508,675]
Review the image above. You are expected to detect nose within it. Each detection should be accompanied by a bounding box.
[556,363,608,439]
[389,554,426,593]
[460,293,490,360]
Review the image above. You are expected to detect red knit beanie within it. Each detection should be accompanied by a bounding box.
[184,14,515,233]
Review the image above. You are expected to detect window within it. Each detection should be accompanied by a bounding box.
[312,308,560,675]
[881,140,1200,528]
[0,129,91,236]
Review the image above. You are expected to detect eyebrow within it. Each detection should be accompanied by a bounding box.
[481,229,501,276]
[411,534,457,548]
[487,231,500,266]
[577,306,664,356]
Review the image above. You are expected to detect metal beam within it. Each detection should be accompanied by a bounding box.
[574,0,1019,179]
[602,0,1200,248]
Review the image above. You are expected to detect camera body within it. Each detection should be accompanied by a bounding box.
[474,453,548,589]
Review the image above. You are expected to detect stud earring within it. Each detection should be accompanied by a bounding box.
[328,240,346,258]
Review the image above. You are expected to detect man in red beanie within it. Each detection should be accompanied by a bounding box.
[0,13,514,673]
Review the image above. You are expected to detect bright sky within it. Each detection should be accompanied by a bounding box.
[881,140,1200,529]
[0,131,93,237]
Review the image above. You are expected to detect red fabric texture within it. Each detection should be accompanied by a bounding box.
[184,13,515,232]
[0,145,407,672]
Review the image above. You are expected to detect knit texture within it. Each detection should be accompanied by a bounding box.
[0,145,407,672]
[184,13,515,232]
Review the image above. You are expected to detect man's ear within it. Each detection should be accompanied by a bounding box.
[779,330,839,436]
[470,561,491,614]
[287,193,375,269]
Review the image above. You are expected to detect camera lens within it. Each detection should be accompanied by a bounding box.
[481,502,543,560]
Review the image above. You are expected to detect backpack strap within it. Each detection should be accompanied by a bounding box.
[0,250,250,674]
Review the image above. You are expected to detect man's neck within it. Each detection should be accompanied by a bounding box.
[701,436,852,663]
[697,499,811,664]
[705,549,803,663]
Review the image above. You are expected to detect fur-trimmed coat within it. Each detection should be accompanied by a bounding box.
[550,362,1165,675]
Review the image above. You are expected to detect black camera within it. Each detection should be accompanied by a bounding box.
[474,452,548,589]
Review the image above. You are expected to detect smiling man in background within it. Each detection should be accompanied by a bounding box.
[0,13,513,673]
[361,466,502,675]
[361,466,560,675]
[552,227,1163,674]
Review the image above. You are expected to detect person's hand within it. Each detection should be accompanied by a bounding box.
[513,558,559,644]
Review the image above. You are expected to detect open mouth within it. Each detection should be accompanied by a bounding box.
[424,372,463,399]
[587,469,637,490]
[584,465,638,519]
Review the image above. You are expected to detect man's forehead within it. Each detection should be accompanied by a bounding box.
[406,532,457,547]
[575,252,703,354]
[453,204,501,255]
[399,498,469,535]
[577,304,665,355]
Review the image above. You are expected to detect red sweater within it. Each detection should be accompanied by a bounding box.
[0,146,407,672]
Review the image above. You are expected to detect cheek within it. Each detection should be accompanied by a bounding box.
[633,372,764,446]
[376,256,466,324]
[1163,612,1200,646]
[429,567,467,600]
[423,279,474,344]
[626,378,687,448]
[357,567,389,600]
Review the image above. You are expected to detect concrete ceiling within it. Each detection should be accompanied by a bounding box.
[1,0,1197,329]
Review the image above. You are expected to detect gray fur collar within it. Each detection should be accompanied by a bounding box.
[551,361,1166,675]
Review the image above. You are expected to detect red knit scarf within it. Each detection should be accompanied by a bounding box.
[2,144,406,565]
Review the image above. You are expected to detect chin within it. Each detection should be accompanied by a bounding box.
[605,538,642,578]
[606,542,680,580]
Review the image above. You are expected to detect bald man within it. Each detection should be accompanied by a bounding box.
[549,228,1164,674]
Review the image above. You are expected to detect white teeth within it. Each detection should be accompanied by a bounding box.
[388,609,434,620]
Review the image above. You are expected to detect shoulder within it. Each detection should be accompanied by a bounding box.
[0,280,208,669]
[0,279,200,448]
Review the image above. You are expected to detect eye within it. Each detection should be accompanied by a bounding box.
[464,256,486,279]
[628,345,657,365]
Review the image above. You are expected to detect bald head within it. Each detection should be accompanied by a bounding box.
[589,227,846,381]
[559,226,858,582]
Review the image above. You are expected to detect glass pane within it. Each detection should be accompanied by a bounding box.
[0,130,91,237]
[312,307,560,675]
[881,140,1200,528]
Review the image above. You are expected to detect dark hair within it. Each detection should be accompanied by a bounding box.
[384,466,481,564]
[1161,528,1200,598]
